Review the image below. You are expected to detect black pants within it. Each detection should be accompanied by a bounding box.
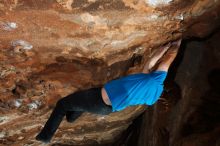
[36,87,112,142]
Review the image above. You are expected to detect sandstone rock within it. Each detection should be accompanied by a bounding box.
[0,0,220,145]
[136,30,220,146]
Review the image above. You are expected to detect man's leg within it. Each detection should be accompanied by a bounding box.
[65,87,112,122]
[66,111,84,123]
[36,98,68,143]
[36,87,112,143]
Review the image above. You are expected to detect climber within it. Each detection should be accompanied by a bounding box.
[35,39,182,143]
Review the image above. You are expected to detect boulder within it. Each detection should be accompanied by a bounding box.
[0,0,219,145]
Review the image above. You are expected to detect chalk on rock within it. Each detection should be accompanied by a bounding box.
[97,116,105,121]
[1,22,17,31]
[0,131,7,138]
[18,136,24,140]
[146,0,173,7]
[27,102,38,110]
[14,99,22,108]
[0,116,9,124]
[175,14,184,20]
[34,100,42,106]
[27,100,41,110]
[11,40,33,50]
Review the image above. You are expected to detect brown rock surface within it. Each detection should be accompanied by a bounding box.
[0,0,220,145]
[136,29,220,146]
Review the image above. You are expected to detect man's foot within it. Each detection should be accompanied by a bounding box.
[35,132,52,143]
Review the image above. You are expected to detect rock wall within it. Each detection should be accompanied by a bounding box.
[0,0,220,145]
[136,30,220,146]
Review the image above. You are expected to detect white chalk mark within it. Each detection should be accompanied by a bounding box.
[175,14,184,20]
[80,13,108,29]
[149,14,159,19]
[11,40,33,50]
[133,46,143,54]
[88,0,96,2]
[27,100,41,110]
[27,102,38,110]
[146,0,173,7]
[14,99,22,108]
[0,131,7,138]
[97,116,105,121]
[1,22,17,31]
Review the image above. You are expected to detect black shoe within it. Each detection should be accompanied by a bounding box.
[66,111,83,123]
[35,133,52,143]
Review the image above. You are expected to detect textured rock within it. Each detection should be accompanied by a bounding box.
[0,0,220,145]
[136,30,220,146]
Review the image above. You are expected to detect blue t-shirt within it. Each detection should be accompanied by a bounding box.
[104,71,167,112]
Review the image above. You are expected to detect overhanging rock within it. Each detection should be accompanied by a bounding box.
[0,0,220,145]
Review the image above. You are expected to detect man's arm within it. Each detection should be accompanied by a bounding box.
[156,39,182,72]
[142,43,171,73]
